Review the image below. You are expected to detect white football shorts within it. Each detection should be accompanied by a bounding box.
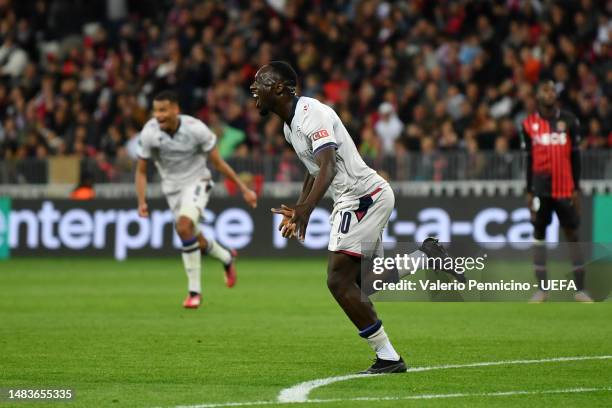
[328,184,394,258]
[165,179,212,223]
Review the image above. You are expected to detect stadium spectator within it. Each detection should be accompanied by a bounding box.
[374,102,403,157]
[0,0,610,183]
[489,136,514,180]
[359,126,381,160]
[464,136,486,180]
[0,35,28,78]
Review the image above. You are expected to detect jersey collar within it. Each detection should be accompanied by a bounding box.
[537,108,560,121]
[285,96,300,127]
[167,118,182,138]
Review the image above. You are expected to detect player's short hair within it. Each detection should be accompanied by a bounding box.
[154,90,179,104]
[268,61,298,94]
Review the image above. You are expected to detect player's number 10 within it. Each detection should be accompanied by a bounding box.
[339,212,352,234]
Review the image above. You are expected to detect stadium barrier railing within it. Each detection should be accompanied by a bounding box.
[1,150,611,199]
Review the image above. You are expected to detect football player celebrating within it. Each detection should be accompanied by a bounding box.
[135,91,257,308]
[251,61,450,373]
[520,80,592,303]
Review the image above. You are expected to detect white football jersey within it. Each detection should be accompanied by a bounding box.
[283,96,387,204]
[137,114,216,194]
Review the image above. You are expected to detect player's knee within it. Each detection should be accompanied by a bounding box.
[176,217,195,239]
[326,266,353,298]
[326,273,346,297]
[198,234,208,251]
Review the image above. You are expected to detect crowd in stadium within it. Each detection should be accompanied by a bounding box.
[0,0,610,180]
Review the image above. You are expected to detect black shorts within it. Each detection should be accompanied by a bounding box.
[532,196,579,231]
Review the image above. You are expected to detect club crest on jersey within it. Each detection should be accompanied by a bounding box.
[312,129,330,141]
[532,123,539,131]
[556,121,566,132]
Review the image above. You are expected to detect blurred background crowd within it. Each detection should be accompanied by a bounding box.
[0,0,610,183]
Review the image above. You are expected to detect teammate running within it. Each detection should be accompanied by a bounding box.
[251,61,450,374]
[135,91,258,308]
[520,80,592,303]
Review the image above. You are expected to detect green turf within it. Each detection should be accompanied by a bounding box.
[0,258,611,408]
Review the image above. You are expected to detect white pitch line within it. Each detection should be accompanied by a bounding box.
[171,401,271,408]
[164,355,612,408]
[277,373,368,403]
[277,355,612,403]
[169,387,612,408]
[307,387,612,404]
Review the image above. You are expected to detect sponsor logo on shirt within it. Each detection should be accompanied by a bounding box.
[312,129,330,141]
[533,132,567,146]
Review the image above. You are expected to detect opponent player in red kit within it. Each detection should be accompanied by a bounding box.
[520,80,592,303]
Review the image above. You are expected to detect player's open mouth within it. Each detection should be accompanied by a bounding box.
[252,92,260,108]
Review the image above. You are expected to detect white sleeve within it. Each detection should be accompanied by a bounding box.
[194,120,217,153]
[136,128,153,159]
[283,124,292,145]
[301,107,337,155]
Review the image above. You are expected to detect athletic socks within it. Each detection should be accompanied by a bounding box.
[535,265,547,291]
[359,320,400,361]
[182,236,233,294]
[573,264,586,291]
[534,242,587,291]
[182,237,201,294]
[568,243,586,292]
[204,239,232,265]
[533,239,547,290]
[535,263,586,292]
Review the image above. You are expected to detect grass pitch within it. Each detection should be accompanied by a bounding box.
[0,258,611,407]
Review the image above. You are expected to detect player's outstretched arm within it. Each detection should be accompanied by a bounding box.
[135,158,149,217]
[291,147,337,241]
[270,172,315,239]
[209,147,258,208]
[297,172,315,206]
